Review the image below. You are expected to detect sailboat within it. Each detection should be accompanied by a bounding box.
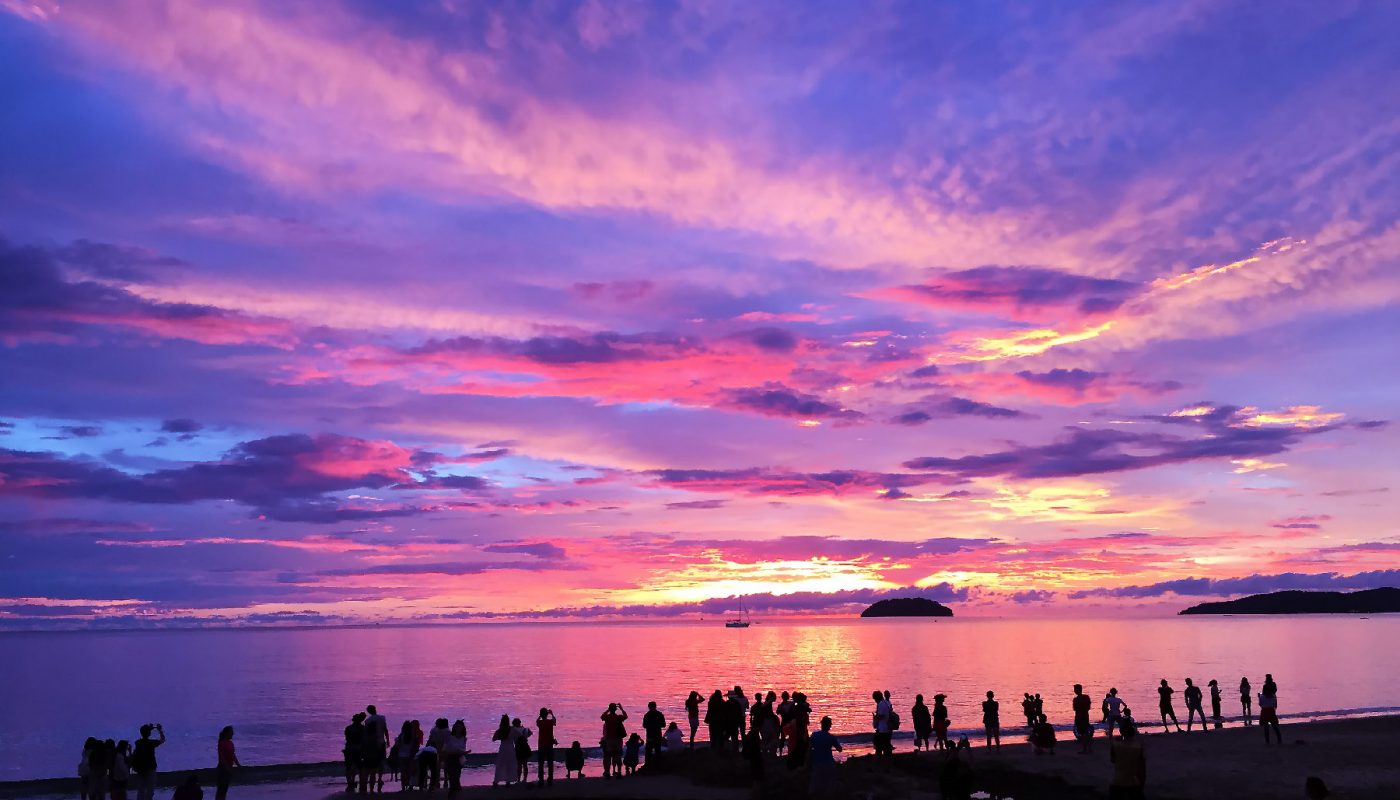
[725,600,751,628]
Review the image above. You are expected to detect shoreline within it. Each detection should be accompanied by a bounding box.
[7,710,1400,799]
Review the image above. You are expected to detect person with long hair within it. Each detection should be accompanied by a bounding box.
[442,719,467,795]
[1239,677,1253,725]
[110,740,131,800]
[394,721,418,791]
[684,691,701,747]
[215,726,240,800]
[491,714,517,786]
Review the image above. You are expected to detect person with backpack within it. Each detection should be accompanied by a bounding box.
[871,689,894,758]
[130,723,165,800]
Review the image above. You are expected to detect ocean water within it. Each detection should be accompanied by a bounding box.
[4,616,1398,781]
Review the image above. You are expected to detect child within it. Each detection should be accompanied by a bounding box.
[623,733,643,775]
[565,741,585,779]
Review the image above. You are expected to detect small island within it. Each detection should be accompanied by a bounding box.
[1179,587,1400,615]
[861,597,954,618]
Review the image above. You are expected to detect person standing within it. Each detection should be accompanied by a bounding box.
[1183,679,1206,732]
[1157,680,1182,733]
[443,719,467,795]
[1208,680,1223,726]
[1072,685,1093,753]
[215,726,240,800]
[1240,677,1253,725]
[393,721,418,790]
[130,723,165,800]
[1102,688,1125,739]
[871,690,893,758]
[362,705,389,794]
[932,694,950,751]
[535,708,557,786]
[685,691,701,747]
[642,702,666,763]
[110,740,131,800]
[807,716,842,797]
[911,694,932,751]
[425,718,449,790]
[704,691,725,750]
[491,715,517,786]
[600,702,628,777]
[982,691,1001,749]
[1108,720,1146,799]
[1259,683,1282,745]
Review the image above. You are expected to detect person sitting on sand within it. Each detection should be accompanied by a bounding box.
[933,694,951,751]
[1305,776,1330,799]
[1108,719,1146,800]
[172,774,203,800]
[807,716,842,797]
[1240,677,1253,725]
[623,732,642,776]
[1157,680,1182,733]
[939,744,974,800]
[982,691,1001,749]
[1032,714,1057,755]
[911,694,932,751]
[565,741,585,779]
[665,721,684,752]
[1073,685,1093,753]
[1208,680,1222,725]
[1183,679,1207,732]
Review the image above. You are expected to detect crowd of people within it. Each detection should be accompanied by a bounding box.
[74,672,1298,799]
[77,723,239,800]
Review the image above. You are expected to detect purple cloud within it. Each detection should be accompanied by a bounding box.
[1070,570,1400,599]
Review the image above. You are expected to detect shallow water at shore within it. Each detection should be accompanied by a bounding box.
[5,615,1397,781]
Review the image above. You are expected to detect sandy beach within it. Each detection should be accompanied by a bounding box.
[9,715,1398,800]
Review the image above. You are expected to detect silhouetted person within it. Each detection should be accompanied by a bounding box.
[536,708,557,786]
[215,726,240,800]
[1305,776,1330,799]
[685,691,702,747]
[725,690,744,746]
[491,715,518,786]
[1032,713,1057,754]
[363,705,389,794]
[1073,684,1093,753]
[111,740,131,800]
[623,732,642,776]
[1157,680,1182,732]
[933,694,950,751]
[731,685,750,737]
[600,702,627,776]
[807,716,842,797]
[393,721,418,790]
[513,718,532,783]
[785,692,811,769]
[564,741,585,779]
[1263,673,1278,697]
[741,725,764,783]
[982,691,1001,749]
[871,689,893,757]
[704,690,725,750]
[171,774,203,800]
[1240,677,1253,725]
[131,723,165,800]
[1259,687,1282,745]
[343,714,365,792]
[1108,719,1146,799]
[642,701,665,763]
[443,719,467,795]
[1208,680,1222,726]
[1102,688,1126,738]
[1022,693,1036,730]
[938,744,974,800]
[911,694,932,751]
[1183,679,1207,731]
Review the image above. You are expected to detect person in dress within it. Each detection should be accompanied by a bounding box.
[911,694,932,751]
[933,694,951,751]
[684,691,702,747]
[491,715,517,787]
[215,726,240,800]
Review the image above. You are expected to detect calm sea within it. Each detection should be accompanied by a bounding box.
[4,616,1397,781]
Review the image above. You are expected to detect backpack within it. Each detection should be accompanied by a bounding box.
[889,711,901,731]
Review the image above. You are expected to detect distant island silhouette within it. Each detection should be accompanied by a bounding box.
[1179,587,1400,615]
[860,597,954,617]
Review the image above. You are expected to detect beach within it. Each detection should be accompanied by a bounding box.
[9,715,1398,799]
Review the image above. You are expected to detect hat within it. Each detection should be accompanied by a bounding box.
[934,694,947,700]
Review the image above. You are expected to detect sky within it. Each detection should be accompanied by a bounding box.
[1,0,1398,629]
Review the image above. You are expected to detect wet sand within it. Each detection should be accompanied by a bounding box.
[8,715,1398,799]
